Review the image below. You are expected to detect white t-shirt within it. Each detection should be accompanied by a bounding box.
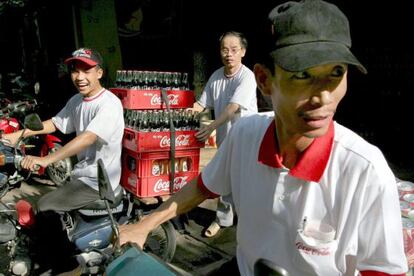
[197,64,257,146]
[199,114,407,276]
[52,89,124,191]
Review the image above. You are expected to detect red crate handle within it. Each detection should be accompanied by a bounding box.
[112,89,125,100]
[124,128,135,141]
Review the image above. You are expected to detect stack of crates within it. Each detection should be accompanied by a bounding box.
[110,72,204,198]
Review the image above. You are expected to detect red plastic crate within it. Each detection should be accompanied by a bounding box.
[121,148,200,198]
[123,128,204,152]
[110,88,195,109]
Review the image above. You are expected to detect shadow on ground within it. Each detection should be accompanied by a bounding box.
[170,206,237,275]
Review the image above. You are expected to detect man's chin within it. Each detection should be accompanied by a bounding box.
[78,89,90,96]
[303,127,329,139]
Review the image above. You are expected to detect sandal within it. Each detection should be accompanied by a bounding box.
[204,221,221,237]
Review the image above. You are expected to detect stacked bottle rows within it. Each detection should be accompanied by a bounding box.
[114,70,190,91]
[151,158,190,176]
[124,109,200,132]
[111,70,203,199]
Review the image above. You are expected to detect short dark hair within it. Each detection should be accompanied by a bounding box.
[219,31,248,49]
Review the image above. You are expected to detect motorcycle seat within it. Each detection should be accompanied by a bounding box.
[80,185,124,210]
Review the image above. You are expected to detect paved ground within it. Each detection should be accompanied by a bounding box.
[163,147,238,275]
[0,147,237,275]
[169,147,238,275]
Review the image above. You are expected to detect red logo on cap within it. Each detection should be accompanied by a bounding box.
[72,48,92,59]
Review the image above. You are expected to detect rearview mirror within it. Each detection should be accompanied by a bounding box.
[23,113,43,131]
[97,159,115,204]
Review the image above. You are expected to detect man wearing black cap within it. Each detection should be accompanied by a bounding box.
[2,47,124,272]
[119,1,408,275]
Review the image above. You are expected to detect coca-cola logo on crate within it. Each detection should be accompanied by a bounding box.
[154,176,188,193]
[150,94,179,106]
[160,134,191,148]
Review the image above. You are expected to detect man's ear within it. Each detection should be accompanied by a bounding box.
[97,67,104,79]
[254,63,272,96]
[240,48,246,58]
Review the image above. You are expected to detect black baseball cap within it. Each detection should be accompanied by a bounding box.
[64,48,103,68]
[268,0,367,73]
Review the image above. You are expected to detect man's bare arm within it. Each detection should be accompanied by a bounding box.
[119,178,210,247]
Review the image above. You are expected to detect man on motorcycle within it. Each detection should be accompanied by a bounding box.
[2,47,124,273]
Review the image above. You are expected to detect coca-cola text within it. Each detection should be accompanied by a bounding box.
[153,176,189,193]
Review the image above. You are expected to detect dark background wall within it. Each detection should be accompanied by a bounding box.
[0,0,412,179]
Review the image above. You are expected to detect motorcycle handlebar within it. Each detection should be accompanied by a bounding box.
[13,156,41,172]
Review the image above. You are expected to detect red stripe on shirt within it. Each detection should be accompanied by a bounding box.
[360,270,405,276]
[83,88,105,101]
[197,173,220,199]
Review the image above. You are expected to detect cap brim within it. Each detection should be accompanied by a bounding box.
[64,57,98,67]
[270,41,367,74]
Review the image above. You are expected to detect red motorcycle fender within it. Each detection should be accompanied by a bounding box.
[16,199,36,228]
[40,134,62,157]
[38,135,62,175]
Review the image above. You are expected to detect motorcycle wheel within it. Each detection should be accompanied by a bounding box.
[46,143,73,186]
[144,220,177,262]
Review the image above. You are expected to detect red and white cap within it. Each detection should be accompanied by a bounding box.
[64,48,103,67]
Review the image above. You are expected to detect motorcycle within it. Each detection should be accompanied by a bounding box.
[98,158,178,275]
[0,98,72,186]
[0,114,177,275]
[0,113,45,198]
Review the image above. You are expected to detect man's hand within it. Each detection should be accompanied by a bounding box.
[20,155,49,171]
[1,132,23,147]
[119,221,151,249]
[186,102,205,114]
[195,124,214,142]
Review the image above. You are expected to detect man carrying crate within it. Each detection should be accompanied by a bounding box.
[188,31,258,238]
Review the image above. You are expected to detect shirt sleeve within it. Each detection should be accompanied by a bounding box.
[197,90,207,108]
[200,126,235,196]
[198,75,215,109]
[52,97,76,134]
[356,163,408,274]
[197,173,220,199]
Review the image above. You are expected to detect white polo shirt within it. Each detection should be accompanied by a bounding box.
[198,114,407,276]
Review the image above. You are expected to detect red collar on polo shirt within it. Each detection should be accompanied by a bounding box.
[258,120,334,182]
[83,88,105,102]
